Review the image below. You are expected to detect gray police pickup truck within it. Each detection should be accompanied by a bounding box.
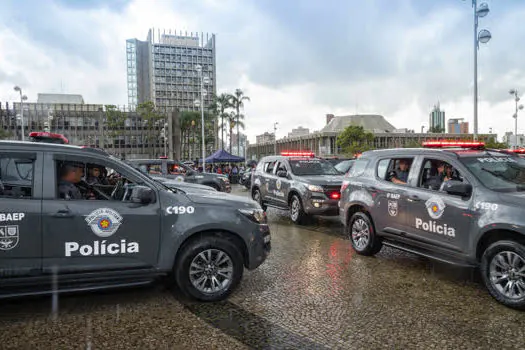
[127,158,231,192]
[0,141,270,301]
[339,141,525,309]
[252,152,344,224]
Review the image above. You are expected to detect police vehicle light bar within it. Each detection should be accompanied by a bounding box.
[422,141,485,149]
[159,156,168,159]
[281,151,315,157]
[505,148,525,154]
[29,131,69,144]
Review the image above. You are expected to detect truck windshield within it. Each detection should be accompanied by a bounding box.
[460,155,525,192]
[289,159,340,176]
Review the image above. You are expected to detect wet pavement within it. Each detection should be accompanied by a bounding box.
[1,185,525,349]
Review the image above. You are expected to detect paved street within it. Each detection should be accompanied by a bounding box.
[1,185,524,349]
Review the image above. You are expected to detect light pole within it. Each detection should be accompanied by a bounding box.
[510,89,525,149]
[160,122,168,157]
[463,1,491,141]
[194,65,211,172]
[13,86,28,141]
[273,122,278,154]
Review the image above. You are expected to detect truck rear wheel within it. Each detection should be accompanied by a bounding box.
[348,212,382,256]
[480,240,525,310]
[175,236,244,302]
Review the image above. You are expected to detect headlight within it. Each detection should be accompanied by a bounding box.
[306,184,324,192]
[239,208,267,224]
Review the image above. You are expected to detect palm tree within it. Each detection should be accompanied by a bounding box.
[180,111,200,160]
[210,93,233,150]
[230,89,250,155]
[227,111,245,154]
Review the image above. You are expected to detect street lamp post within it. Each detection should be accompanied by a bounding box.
[194,65,211,173]
[510,89,525,149]
[463,0,491,141]
[13,86,28,141]
[273,122,278,155]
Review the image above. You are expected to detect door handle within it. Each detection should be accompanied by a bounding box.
[52,209,74,218]
[407,195,421,202]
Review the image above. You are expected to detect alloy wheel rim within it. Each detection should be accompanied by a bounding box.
[351,218,370,251]
[489,251,525,300]
[291,198,299,220]
[189,249,233,294]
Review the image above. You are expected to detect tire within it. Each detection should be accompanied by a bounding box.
[289,194,308,225]
[252,188,267,211]
[480,240,525,310]
[175,236,244,302]
[347,212,382,256]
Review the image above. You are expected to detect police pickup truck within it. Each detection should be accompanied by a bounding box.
[127,158,231,193]
[0,141,270,301]
[251,152,344,224]
[339,141,525,309]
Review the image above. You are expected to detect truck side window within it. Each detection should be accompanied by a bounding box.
[265,161,276,174]
[0,156,35,198]
[418,158,465,191]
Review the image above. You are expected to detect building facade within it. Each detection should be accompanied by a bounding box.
[503,132,525,148]
[256,132,275,144]
[0,100,183,160]
[429,103,446,132]
[287,126,310,138]
[448,118,469,134]
[126,29,216,112]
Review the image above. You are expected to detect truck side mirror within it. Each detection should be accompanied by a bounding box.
[442,180,472,198]
[130,185,155,204]
[276,170,287,178]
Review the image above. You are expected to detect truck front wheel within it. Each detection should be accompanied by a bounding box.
[480,240,525,310]
[175,236,244,302]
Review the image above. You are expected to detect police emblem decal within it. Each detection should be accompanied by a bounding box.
[276,179,282,190]
[388,200,398,217]
[85,208,123,238]
[425,196,446,220]
[0,225,19,250]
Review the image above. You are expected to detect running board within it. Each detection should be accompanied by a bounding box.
[382,240,476,268]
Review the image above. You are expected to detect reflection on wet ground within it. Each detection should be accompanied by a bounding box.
[1,185,524,349]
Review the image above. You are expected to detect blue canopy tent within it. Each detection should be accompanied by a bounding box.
[200,149,245,163]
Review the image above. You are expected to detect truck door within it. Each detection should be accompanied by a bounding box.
[0,151,43,277]
[41,153,161,274]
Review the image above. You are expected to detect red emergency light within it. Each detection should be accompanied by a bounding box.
[29,131,69,144]
[422,140,485,149]
[159,156,168,159]
[280,151,315,157]
[330,192,341,200]
[505,148,525,154]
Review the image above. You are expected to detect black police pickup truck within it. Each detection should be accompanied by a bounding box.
[0,141,270,301]
[251,152,344,224]
[127,158,231,193]
[339,141,525,309]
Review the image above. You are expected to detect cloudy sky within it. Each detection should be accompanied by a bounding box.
[1,0,524,143]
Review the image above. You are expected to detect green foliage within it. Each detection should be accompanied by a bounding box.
[0,128,11,140]
[480,135,507,149]
[428,126,445,133]
[137,101,163,128]
[404,139,422,148]
[210,93,233,150]
[105,105,126,138]
[336,125,375,156]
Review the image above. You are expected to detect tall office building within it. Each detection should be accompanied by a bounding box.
[429,103,446,132]
[126,29,216,112]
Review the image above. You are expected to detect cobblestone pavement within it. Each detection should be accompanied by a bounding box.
[1,185,524,349]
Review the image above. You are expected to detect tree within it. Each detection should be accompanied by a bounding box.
[210,93,233,150]
[480,135,507,149]
[404,139,422,148]
[336,125,374,156]
[180,111,201,159]
[428,126,444,133]
[0,128,11,140]
[137,101,164,156]
[230,89,250,155]
[105,105,126,141]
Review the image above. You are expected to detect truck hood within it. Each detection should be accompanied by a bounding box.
[186,191,260,209]
[298,175,344,186]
